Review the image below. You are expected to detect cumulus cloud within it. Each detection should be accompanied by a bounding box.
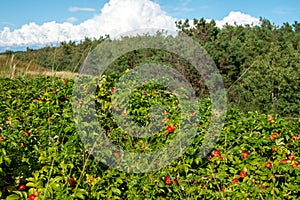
[215,11,260,27]
[79,0,177,38]
[0,0,261,50]
[69,7,96,12]
[0,0,176,49]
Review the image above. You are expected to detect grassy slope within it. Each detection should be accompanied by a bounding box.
[0,55,77,79]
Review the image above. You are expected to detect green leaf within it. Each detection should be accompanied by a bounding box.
[26,178,35,182]
[6,194,20,200]
[26,182,35,187]
[116,177,123,184]
[73,189,88,199]
[112,187,121,195]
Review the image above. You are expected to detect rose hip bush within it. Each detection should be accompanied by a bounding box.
[0,76,299,199]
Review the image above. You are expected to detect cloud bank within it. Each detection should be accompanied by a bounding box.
[0,0,260,51]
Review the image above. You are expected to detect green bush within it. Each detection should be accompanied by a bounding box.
[0,77,299,199]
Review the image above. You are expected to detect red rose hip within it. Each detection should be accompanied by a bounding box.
[174,178,179,184]
[288,155,295,161]
[29,194,37,200]
[232,178,239,184]
[69,177,76,187]
[239,171,246,178]
[19,184,26,191]
[213,150,220,156]
[265,161,272,168]
[242,151,249,159]
[165,176,172,185]
[166,125,175,133]
[281,160,287,164]
[293,163,299,168]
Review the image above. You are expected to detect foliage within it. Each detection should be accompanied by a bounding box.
[176,18,300,118]
[0,16,299,199]
[10,37,107,72]
[0,77,299,199]
[1,18,299,117]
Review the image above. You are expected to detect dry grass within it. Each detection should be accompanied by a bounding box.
[28,70,78,79]
[0,55,77,79]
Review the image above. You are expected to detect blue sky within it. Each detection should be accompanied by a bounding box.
[1,0,299,30]
[0,0,299,51]
[0,0,105,29]
[162,0,300,24]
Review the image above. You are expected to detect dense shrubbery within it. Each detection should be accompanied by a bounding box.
[0,17,299,199]
[0,77,299,199]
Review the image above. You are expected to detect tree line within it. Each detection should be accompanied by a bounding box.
[3,18,300,118]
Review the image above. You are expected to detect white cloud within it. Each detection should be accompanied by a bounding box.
[79,0,177,38]
[69,7,96,12]
[215,11,260,27]
[0,0,177,49]
[67,17,78,24]
[0,1,261,50]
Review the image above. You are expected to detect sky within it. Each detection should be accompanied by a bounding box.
[0,0,299,52]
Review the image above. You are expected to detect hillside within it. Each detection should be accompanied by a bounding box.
[1,18,299,118]
[0,55,77,79]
